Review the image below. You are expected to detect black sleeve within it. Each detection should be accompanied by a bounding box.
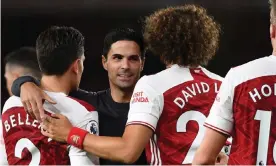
[69,89,98,107]
[11,76,40,97]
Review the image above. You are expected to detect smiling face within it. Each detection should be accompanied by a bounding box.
[102,40,144,91]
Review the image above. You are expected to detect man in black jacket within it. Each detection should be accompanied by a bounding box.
[11,28,147,165]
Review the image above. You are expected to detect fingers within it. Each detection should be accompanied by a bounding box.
[45,115,55,124]
[39,92,56,121]
[24,101,36,119]
[20,82,50,121]
[41,127,53,138]
[41,124,65,143]
[25,101,32,111]
[220,154,228,165]
[41,116,70,143]
[33,91,48,121]
[42,117,54,133]
[36,99,46,121]
[51,113,63,119]
[29,100,41,122]
[22,101,28,112]
[44,93,56,104]
[41,121,50,131]
[215,152,228,165]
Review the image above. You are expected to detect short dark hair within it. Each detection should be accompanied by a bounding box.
[102,28,144,58]
[270,0,276,24]
[144,5,221,66]
[5,47,41,79]
[36,26,85,75]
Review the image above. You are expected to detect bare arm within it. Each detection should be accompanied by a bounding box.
[20,82,56,121]
[83,125,152,163]
[192,128,228,165]
[42,114,153,164]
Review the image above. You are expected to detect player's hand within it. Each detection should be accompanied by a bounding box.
[41,114,72,143]
[215,152,228,165]
[21,82,56,122]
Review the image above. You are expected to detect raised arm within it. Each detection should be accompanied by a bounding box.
[42,114,153,164]
[11,76,56,121]
[41,76,160,164]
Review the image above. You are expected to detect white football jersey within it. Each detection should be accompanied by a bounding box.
[205,55,276,165]
[2,91,99,165]
[127,64,223,164]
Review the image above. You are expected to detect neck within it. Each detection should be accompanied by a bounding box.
[166,64,173,68]
[110,85,133,103]
[40,75,71,95]
[272,49,276,56]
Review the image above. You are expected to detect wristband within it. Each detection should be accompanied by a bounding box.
[11,75,40,97]
[67,127,88,149]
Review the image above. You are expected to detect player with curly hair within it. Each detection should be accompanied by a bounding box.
[40,5,226,165]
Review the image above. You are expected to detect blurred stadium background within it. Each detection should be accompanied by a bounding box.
[1,0,271,107]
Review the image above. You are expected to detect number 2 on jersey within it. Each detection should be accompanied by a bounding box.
[15,138,41,165]
[254,110,276,165]
[176,111,206,164]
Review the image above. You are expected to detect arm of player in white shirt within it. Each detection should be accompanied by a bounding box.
[78,76,162,164]
[193,69,235,165]
[126,76,164,131]
[68,111,99,165]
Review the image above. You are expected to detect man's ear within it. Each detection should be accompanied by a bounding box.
[102,55,108,71]
[140,56,146,72]
[270,24,276,39]
[9,66,23,79]
[72,59,81,74]
[12,72,20,79]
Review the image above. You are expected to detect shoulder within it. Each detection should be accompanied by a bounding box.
[69,89,100,108]
[200,67,223,81]
[231,56,274,73]
[226,56,276,87]
[136,66,193,94]
[66,96,96,112]
[92,89,111,105]
[44,94,98,126]
[95,89,110,98]
[137,67,177,87]
[43,92,96,113]
[2,96,23,114]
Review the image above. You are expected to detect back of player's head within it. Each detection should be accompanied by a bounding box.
[270,0,276,24]
[144,4,221,67]
[102,28,144,58]
[5,47,41,79]
[36,26,85,75]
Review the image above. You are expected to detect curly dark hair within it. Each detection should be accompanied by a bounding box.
[143,4,221,67]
